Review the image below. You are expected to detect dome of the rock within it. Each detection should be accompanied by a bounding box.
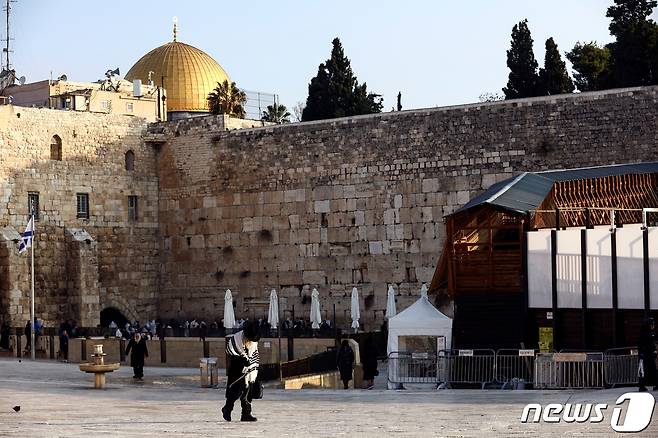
[125,35,230,116]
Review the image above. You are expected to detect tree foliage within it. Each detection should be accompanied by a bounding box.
[606,0,658,87]
[503,20,540,99]
[566,42,612,91]
[261,102,291,124]
[207,80,247,118]
[302,38,382,121]
[538,38,575,95]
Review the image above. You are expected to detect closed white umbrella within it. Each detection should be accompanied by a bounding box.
[223,289,235,329]
[268,289,279,329]
[421,283,428,299]
[385,285,397,320]
[310,288,322,329]
[350,287,360,331]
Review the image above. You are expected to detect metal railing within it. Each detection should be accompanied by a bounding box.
[387,352,443,385]
[442,349,496,389]
[495,349,536,386]
[534,352,605,389]
[604,347,639,387]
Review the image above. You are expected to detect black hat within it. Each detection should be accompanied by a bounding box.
[243,321,260,342]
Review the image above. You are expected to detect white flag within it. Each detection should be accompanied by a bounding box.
[18,217,34,254]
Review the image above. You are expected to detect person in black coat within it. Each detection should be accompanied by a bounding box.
[222,321,260,422]
[638,317,657,392]
[125,332,149,379]
[362,337,379,390]
[336,339,355,389]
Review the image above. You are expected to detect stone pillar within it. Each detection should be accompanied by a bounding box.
[0,227,30,326]
[66,229,101,327]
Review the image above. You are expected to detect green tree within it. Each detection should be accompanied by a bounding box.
[503,20,540,99]
[302,38,382,121]
[606,0,658,86]
[538,38,574,95]
[566,42,612,91]
[261,102,291,124]
[207,80,247,118]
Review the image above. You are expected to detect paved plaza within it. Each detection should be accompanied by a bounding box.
[0,358,657,437]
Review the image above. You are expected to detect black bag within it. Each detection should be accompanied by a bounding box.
[250,379,264,399]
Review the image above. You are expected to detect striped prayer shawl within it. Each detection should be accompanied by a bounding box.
[226,330,259,383]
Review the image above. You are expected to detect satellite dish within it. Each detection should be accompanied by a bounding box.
[112,68,120,76]
[18,76,25,85]
[58,74,67,81]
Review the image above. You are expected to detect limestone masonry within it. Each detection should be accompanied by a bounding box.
[1,86,657,328]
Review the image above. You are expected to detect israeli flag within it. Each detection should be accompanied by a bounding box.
[18,217,34,254]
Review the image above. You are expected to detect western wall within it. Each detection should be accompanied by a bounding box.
[1,86,657,329]
[154,86,658,328]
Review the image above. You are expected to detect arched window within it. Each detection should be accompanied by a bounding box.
[50,135,62,161]
[125,150,135,171]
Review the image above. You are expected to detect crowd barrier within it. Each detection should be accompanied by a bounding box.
[533,352,605,389]
[495,349,536,387]
[604,347,639,387]
[387,348,645,389]
[387,352,442,385]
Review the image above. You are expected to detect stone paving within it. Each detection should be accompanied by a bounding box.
[0,358,657,437]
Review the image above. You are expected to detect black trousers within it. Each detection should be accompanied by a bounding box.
[133,365,144,378]
[224,380,252,417]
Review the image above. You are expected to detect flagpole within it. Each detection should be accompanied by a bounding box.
[30,214,35,361]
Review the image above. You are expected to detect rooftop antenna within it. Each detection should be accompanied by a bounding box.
[2,0,16,70]
[172,16,178,42]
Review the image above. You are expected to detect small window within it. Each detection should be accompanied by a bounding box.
[125,150,135,171]
[76,193,89,219]
[128,196,138,221]
[101,100,110,110]
[28,192,39,221]
[126,102,134,113]
[50,135,62,161]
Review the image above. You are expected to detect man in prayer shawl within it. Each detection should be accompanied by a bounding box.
[222,321,260,422]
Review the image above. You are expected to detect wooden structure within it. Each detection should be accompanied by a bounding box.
[430,162,658,349]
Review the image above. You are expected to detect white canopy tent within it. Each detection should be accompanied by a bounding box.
[387,289,453,355]
[387,287,453,389]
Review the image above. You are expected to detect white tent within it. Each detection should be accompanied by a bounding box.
[387,289,452,355]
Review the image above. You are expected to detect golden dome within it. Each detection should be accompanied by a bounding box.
[125,39,230,113]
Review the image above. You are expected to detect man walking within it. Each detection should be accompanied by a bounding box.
[222,321,260,422]
[125,332,148,380]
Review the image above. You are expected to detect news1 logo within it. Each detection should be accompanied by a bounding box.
[520,393,655,433]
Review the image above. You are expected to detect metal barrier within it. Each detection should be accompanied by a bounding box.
[442,349,496,389]
[534,352,605,389]
[604,347,639,387]
[495,349,536,386]
[387,352,443,385]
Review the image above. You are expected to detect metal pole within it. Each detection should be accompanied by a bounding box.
[30,214,35,361]
[277,292,282,381]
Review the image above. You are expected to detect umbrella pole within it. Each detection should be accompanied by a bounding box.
[277,293,282,382]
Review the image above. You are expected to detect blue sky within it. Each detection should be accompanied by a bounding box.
[11,1,657,110]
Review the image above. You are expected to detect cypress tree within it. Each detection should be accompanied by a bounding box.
[503,19,540,99]
[302,38,382,121]
[538,38,575,95]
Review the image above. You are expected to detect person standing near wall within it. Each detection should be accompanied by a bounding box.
[222,322,260,422]
[125,332,149,380]
[638,317,657,392]
[362,336,379,390]
[336,339,355,389]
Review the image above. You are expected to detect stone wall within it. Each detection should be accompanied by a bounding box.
[154,86,658,328]
[0,105,158,327]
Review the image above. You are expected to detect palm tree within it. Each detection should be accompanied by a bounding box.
[261,103,291,124]
[207,80,247,118]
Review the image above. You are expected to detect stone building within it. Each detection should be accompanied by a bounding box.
[1,85,657,332]
[2,77,167,123]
